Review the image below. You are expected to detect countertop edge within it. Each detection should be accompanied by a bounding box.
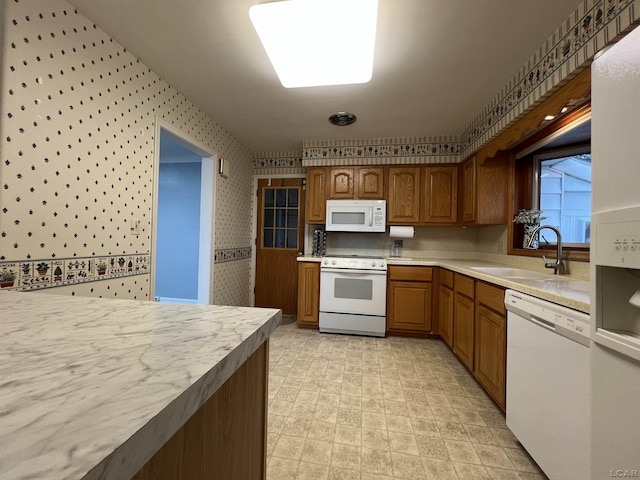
[297,255,589,313]
[85,309,282,480]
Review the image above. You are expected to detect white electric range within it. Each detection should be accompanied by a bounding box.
[319,255,387,337]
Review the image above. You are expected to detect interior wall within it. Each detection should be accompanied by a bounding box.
[0,0,255,304]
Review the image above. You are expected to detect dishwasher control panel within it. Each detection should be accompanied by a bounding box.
[505,290,590,342]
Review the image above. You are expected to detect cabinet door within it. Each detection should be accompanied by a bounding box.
[453,292,474,371]
[357,167,384,199]
[297,262,320,328]
[387,280,432,332]
[461,156,476,223]
[328,168,355,199]
[438,285,454,348]
[387,167,421,223]
[474,304,506,409]
[305,167,327,224]
[422,166,458,223]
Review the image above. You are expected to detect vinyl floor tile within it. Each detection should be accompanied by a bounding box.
[267,324,548,480]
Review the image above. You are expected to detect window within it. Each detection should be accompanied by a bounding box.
[534,146,591,246]
[510,104,591,260]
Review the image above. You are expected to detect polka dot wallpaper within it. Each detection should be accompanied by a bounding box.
[0,0,255,305]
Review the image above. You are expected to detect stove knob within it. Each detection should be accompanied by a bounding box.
[379,262,385,267]
[371,262,376,267]
[331,260,336,265]
[323,259,328,265]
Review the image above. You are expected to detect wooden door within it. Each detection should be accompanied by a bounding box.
[357,167,384,198]
[255,178,304,314]
[306,167,327,224]
[328,168,355,199]
[474,304,506,409]
[461,156,476,223]
[422,166,458,223]
[453,292,474,371]
[387,166,421,223]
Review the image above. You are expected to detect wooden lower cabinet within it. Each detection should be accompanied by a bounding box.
[132,341,269,480]
[438,270,454,348]
[387,266,433,335]
[474,282,507,410]
[453,289,474,371]
[297,261,320,328]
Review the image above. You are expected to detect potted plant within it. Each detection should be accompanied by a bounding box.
[36,262,49,276]
[0,270,15,288]
[96,262,107,275]
[513,209,547,249]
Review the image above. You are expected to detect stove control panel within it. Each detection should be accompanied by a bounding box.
[321,257,387,271]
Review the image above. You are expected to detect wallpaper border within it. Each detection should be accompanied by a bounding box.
[0,254,150,291]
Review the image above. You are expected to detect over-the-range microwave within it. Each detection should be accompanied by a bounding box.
[325,199,386,232]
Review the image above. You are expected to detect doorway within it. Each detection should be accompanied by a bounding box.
[254,177,305,314]
[152,123,215,304]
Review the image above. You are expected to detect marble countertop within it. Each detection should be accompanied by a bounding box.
[298,255,590,313]
[0,291,281,480]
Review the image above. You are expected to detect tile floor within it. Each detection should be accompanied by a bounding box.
[266,323,548,480]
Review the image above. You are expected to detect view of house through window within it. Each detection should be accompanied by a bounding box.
[535,146,591,245]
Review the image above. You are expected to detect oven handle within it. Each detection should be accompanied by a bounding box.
[321,268,387,275]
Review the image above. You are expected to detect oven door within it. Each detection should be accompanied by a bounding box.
[319,268,386,316]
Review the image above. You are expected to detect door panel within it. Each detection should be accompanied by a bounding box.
[255,178,304,314]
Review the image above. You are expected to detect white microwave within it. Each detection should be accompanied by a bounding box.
[325,200,386,232]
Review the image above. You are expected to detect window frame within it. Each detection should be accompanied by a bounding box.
[508,104,591,262]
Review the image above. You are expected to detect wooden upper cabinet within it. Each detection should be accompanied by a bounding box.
[461,157,477,223]
[328,168,355,199]
[306,167,327,224]
[461,152,510,225]
[387,166,421,223]
[328,167,384,199]
[357,167,384,198]
[421,165,458,224]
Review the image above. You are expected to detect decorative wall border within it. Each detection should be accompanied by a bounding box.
[301,136,461,166]
[461,0,640,157]
[0,254,150,292]
[214,247,252,264]
[253,151,304,169]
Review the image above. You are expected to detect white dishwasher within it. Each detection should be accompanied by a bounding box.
[505,290,590,480]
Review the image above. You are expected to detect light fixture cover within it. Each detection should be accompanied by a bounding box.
[249,0,379,88]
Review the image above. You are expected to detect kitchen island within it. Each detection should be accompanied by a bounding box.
[0,291,281,480]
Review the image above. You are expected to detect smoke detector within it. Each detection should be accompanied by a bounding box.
[329,112,357,126]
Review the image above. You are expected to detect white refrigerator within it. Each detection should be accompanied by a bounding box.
[591,25,640,478]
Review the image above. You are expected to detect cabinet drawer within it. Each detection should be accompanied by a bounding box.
[454,273,475,298]
[476,281,506,315]
[389,266,433,282]
[440,269,454,289]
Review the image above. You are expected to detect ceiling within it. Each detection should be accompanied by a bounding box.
[65,0,583,153]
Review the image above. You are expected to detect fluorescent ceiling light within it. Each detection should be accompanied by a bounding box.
[249,0,379,88]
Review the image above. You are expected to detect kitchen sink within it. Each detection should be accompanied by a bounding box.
[468,266,548,278]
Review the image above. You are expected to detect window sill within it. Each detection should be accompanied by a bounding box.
[508,246,590,262]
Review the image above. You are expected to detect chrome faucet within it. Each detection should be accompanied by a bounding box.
[525,225,565,275]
